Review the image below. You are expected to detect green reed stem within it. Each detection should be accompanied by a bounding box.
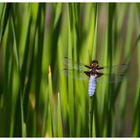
[89,96,94,137]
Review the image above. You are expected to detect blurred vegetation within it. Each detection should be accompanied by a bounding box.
[0,3,140,137]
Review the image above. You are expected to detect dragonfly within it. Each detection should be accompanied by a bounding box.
[64,57,127,97]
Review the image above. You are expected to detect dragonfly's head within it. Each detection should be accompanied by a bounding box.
[90,60,98,68]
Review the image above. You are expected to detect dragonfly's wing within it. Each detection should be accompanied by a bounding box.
[98,64,128,83]
[64,69,88,81]
[64,57,128,74]
[97,73,125,84]
[64,57,128,83]
[64,57,88,80]
[64,69,125,83]
[101,64,128,75]
[64,57,87,71]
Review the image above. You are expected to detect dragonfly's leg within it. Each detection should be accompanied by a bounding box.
[84,65,91,69]
[84,71,90,77]
[97,67,104,70]
[97,72,103,78]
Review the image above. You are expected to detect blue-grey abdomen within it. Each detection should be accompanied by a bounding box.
[88,75,97,96]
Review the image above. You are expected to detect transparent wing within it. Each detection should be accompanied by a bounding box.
[64,57,128,73]
[100,64,128,75]
[64,69,88,80]
[97,64,128,83]
[64,67,127,83]
[64,57,87,71]
[97,73,125,84]
[64,57,128,83]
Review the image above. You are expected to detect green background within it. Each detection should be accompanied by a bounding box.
[0,3,140,137]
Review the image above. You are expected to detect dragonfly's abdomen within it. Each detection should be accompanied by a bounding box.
[88,75,97,96]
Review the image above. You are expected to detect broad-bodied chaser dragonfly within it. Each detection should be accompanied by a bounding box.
[64,57,127,96]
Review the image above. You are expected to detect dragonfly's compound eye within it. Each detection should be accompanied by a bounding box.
[90,60,98,67]
[91,60,98,64]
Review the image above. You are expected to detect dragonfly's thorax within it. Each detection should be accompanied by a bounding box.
[84,60,103,77]
[90,60,99,75]
[90,67,99,76]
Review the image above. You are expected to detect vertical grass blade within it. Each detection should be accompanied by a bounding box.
[57,92,63,137]
[48,65,53,137]
[89,96,94,137]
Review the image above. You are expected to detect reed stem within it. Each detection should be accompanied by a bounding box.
[89,96,94,137]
